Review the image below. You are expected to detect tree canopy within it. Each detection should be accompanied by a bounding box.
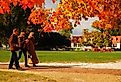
[0,0,121,32]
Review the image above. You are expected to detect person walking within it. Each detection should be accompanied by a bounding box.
[8,28,21,70]
[18,30,29,67]
[26,32,39,67]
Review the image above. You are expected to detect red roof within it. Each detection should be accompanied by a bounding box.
[111,36,121,43]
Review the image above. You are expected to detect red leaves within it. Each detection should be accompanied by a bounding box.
[28,9,46,25]
[12,2,18,6]
[0,0,121,31]
[28,9,56,32]
[52,0,56,3]
[0,0,45,13]
[49,10,71,31]
[92,20,113,30]
[0,1,10,14]
[0,7,4,14]
[59,0,121,30]
[35,0,45,6]
[19,0,35,10]
[43,22,54,32]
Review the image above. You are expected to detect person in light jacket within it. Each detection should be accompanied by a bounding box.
[26,32,39,67]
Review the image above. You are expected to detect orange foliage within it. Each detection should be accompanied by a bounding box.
[92,20,112,30]
[49,9,71,31]
[0,1,10,14]
[0,0,59,32]
[0,0,121,31]
[58,0,121,29]
[0,0,45,13]
[28,8,48,24]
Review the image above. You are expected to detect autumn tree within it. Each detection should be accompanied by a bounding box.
[82,29,111,48]
[0,0,121,49]
[0,3,31,47]
[0,0,121,31]
[92,20,121,36]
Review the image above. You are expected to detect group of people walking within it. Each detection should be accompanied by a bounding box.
[8,28,39,70]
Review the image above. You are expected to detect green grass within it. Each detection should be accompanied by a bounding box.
[0,71,56,82]
[0,50,121,63]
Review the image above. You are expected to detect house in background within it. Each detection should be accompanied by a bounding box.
[111,36,121,50]
[70,34,83,50]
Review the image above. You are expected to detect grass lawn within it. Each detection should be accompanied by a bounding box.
[0,50,121,63]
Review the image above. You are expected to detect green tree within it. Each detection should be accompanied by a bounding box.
[82,30,111,48]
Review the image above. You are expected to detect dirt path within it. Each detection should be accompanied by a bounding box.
[0,63,121,82]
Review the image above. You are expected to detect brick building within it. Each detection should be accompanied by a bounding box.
[111,36,121,49]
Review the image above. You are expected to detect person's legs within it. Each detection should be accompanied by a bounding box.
[28,51,36,67]
[23,50,29,67]
[18,50,22,60]
[13,51,20,69]
[32,62,38,67]
[9,51,15,69]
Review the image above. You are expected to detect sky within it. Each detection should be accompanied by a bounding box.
[44,0,60,9]
[45,0,98,35]
[72,17,99,35]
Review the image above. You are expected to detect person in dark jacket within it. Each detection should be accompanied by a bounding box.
[8,28,21,70]
[18,31,29,67]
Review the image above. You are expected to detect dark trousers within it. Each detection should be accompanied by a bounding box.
[9,51,20,69]
[18,49,28,66]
